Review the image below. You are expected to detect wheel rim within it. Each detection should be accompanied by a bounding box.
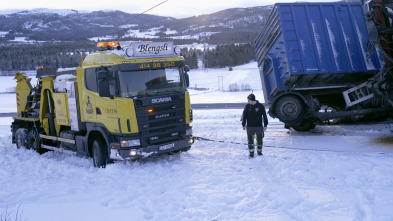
[282,101,298,117]
[275,95,305,125]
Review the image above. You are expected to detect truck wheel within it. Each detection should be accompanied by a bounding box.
[292,119,316,131]
[27,130,44,153]
[275,95,305,125]
[15,128,29,149]
[92,139,108,168]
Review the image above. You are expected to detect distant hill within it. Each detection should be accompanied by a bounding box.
[0,6,273,44]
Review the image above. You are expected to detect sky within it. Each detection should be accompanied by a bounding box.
[0,0,271,18]
[0,0,336,18]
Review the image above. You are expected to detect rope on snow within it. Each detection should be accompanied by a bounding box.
[192,136,391,155]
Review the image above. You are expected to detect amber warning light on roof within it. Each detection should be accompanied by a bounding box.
[97,42,119,48]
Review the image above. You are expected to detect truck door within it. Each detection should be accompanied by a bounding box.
[94,67,119,133]
[82,68,98,122]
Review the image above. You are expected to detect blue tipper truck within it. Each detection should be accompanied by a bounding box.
[254,1,393,131]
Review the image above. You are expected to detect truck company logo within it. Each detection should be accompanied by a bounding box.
[86,96,93,114]
[155,113,170,119]
[152,97,172,104]
[132,42,174,57]
[138,43,169,55]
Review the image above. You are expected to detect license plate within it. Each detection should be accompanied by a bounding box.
[159,143,174,151]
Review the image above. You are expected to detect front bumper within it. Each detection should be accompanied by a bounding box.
[109,137,194,160]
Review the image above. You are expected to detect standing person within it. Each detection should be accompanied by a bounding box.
[242,93,268,158]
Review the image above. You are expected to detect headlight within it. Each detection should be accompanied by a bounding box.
[130,150,138,156]
[121,139,140,147]
[125,47,134,57]
[174,46,181,55]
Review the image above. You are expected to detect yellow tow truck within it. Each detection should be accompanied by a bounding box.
[11,41,194,167]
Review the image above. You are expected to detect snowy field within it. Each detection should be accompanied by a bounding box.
[1,64,393,220]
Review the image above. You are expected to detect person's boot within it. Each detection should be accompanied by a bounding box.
[257,147,263,156]
[249,145,255,158]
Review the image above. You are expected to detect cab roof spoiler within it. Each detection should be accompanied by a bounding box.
[36,68,76,78]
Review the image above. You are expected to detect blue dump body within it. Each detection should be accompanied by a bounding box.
[254,2,382,103]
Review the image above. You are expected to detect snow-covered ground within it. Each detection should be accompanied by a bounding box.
[1,63,393,220]
[188,62,264,104]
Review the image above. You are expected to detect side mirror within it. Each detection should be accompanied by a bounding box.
[183,65,190,88]
[97,69,108,80]
[185,73,190,88]
[98,79,110,97]
[96,67,111,97]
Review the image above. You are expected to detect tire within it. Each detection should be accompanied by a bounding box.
[27,130,44,153]
[92,139,109,168]
[275,95,305,125]
[15,128,29,149]
[292,119,316,132]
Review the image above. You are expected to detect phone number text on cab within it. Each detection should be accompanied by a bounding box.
[139,62,176,69]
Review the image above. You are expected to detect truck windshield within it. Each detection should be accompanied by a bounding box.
[118,68,185,97]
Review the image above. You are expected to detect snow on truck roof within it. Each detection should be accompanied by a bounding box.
[82,41,183,66]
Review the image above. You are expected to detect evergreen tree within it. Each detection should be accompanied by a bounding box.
[202,43,255,68]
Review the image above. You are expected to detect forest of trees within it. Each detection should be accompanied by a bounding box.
[0,41,96,71]
[202,44,255,68]
[0,42,255,71]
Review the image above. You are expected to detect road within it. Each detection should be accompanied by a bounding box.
[191,103,245,109]
[0,103,248,117]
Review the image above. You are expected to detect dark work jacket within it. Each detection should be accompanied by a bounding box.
[242,101,268,127]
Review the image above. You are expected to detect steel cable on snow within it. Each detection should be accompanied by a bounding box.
[192,136,392,155]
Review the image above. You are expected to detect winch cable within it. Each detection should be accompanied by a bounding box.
[192,136,391,154]
[126,0,169,21]
[94,0,170,40]
[194,113,391,154]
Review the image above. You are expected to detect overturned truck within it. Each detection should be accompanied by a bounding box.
[254,1,393,131]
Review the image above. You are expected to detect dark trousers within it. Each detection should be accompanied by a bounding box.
[246,127,263,155]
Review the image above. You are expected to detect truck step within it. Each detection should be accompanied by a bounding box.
[39,134,76,144]
[342,82,374,107]
[41,144,77,156]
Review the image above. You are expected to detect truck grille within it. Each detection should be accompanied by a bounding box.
[134,94,187,147]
